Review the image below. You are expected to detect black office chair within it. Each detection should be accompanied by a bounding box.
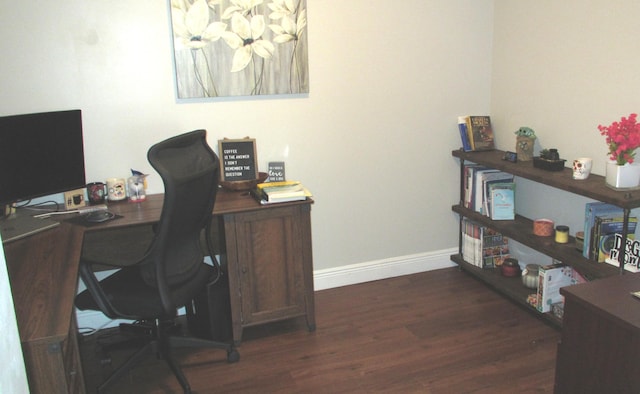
[75,130,239,394]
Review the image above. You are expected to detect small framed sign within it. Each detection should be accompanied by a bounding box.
[268,161,286,182]
[218,138,258,182]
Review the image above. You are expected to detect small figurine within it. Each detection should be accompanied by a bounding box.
[128,169,148,202]
[514,127,536,161]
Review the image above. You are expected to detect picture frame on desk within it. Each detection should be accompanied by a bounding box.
[218,138,258,182]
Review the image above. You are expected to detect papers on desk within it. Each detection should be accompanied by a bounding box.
[252,181,312,204]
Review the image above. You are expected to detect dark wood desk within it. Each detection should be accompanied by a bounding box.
[3,190,315,394]
[101,191,316,343]
[4,223,86,394]
[554,273,640,393]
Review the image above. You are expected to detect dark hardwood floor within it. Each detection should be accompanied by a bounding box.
[79,267,560,393]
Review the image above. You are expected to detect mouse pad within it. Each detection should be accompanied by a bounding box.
[64,213,123,227]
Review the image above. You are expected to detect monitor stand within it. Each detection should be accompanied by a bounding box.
[0,209,60,243]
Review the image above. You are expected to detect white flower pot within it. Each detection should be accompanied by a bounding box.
[605,161,640,189]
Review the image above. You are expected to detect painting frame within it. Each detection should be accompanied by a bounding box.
[169,0,309,99]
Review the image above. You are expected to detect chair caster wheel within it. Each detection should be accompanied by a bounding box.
[227,349,240,363]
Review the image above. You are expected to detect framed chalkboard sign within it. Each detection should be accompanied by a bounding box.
[218,138,258,181]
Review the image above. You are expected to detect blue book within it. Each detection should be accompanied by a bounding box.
[583,202,624,259]
[489,182,515,220]
[482,172,514,216]
[458,116,472,152]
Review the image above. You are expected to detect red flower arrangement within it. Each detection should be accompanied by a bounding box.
[599,113,640,165]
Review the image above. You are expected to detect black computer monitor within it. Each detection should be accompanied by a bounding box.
[0,109,86,206]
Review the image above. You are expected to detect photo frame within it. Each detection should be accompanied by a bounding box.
[218,138,258,182]
[503,151,518,163]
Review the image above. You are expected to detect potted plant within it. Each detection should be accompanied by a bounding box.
[514,127,536,161]
[599,113,640,189]
[534,148,566,171]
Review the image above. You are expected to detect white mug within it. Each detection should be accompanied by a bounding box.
[573,158,593,180]
[106,178,126,201]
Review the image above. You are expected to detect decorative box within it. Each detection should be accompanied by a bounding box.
[533,157,567,171]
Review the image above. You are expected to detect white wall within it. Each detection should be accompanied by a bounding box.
[0,0,494,273]
[491,0,640,234]
[0,239,29,393]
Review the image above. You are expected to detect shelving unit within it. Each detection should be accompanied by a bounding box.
[451,149,640,327]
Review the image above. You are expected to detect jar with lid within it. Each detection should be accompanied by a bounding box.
[555,225,570,243]
[522,264,540,289]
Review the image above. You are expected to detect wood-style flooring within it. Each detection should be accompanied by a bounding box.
[79,267,560,393]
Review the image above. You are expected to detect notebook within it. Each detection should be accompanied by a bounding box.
[0,212,60,243]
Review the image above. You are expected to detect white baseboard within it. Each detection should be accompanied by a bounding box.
[76,248,458,331]
[313,248,457,291]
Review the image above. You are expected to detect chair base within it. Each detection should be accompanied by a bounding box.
[95,319,239,394]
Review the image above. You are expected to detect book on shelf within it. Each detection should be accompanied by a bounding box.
[461,218,482,267]
[253,181,311,204]
[582,202,624,259]
[481,227,510,268]
[592,216,637,263]
[458,115,495,151]
[457,116,472,152]
[463,164,513,216]
[536,262,587,314]
[488,182,515,220]
[480,171,513,215]
[536,262,577,313]
[473,168,500,213]
[460,218,509,268]
[604,233,640,272]
[463,164,487,209]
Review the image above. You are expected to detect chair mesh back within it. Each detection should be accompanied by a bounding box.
[142,130,219,287]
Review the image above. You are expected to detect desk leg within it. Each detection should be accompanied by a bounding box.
[301,206,316,332]
[220,215,244,345]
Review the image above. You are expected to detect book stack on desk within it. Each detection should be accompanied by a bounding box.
[252,181,311,204]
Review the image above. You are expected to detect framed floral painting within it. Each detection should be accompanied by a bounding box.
[169,0,309,98]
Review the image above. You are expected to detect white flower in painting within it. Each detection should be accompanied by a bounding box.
[171,0,188,13]
[221,0,264,19]
[223,13,275,72]
[268,0,297,20]
[172,0,227,49]
[269,9,306,43]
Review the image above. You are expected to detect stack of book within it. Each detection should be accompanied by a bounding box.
[582,202,638,267]
[252,181,311,204]
[457,115,495,152]
[461,218,510,268]
[462,164,515,220]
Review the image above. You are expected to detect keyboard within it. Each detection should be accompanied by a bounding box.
[33,204,108,219]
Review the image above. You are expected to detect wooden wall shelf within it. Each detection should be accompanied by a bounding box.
[452,149,640,210]
[451,148,640,328]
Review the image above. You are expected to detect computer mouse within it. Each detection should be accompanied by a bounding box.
[85,210,116,223]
